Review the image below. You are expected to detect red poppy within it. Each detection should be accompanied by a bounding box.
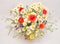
[39,23,45,29]
[19,7,24,12]
[18,17,24,23]
[28,14,36,22]
[43,9,47,15]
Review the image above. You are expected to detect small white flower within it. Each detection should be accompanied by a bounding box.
[23,22,27,26]
[22,27,26,31]
[16,29,21,33]
[26,29,31,35]
[24,18,28,22]
[30,25,35,30]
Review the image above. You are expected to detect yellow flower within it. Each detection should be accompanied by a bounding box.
[27,13,30,15]
[29,34,35,39]
[43,15,46,19]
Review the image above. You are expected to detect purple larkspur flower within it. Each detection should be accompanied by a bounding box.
[15,27,18,30]
[20,24,24,28]
[14,25,18,30]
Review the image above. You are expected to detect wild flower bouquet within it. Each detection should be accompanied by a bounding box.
[7,2,55,40]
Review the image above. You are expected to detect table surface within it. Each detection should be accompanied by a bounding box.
[0,0,60,44]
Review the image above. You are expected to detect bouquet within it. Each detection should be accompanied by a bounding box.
[7,2,56,40]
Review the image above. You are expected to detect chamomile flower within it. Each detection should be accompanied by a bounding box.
[26,30,32,35]
[30,25,35,30]
[23,22,27,26]
[29,34,35,39]
[16,29,21,33]
[31,3,37,9]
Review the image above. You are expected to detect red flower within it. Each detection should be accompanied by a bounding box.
[28,14,36,22]
[39,23,45,29]
[18,17,24,23]
[19,7,24,12]
[43,9,47,15]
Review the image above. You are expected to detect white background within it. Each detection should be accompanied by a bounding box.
[0,0,60,44]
